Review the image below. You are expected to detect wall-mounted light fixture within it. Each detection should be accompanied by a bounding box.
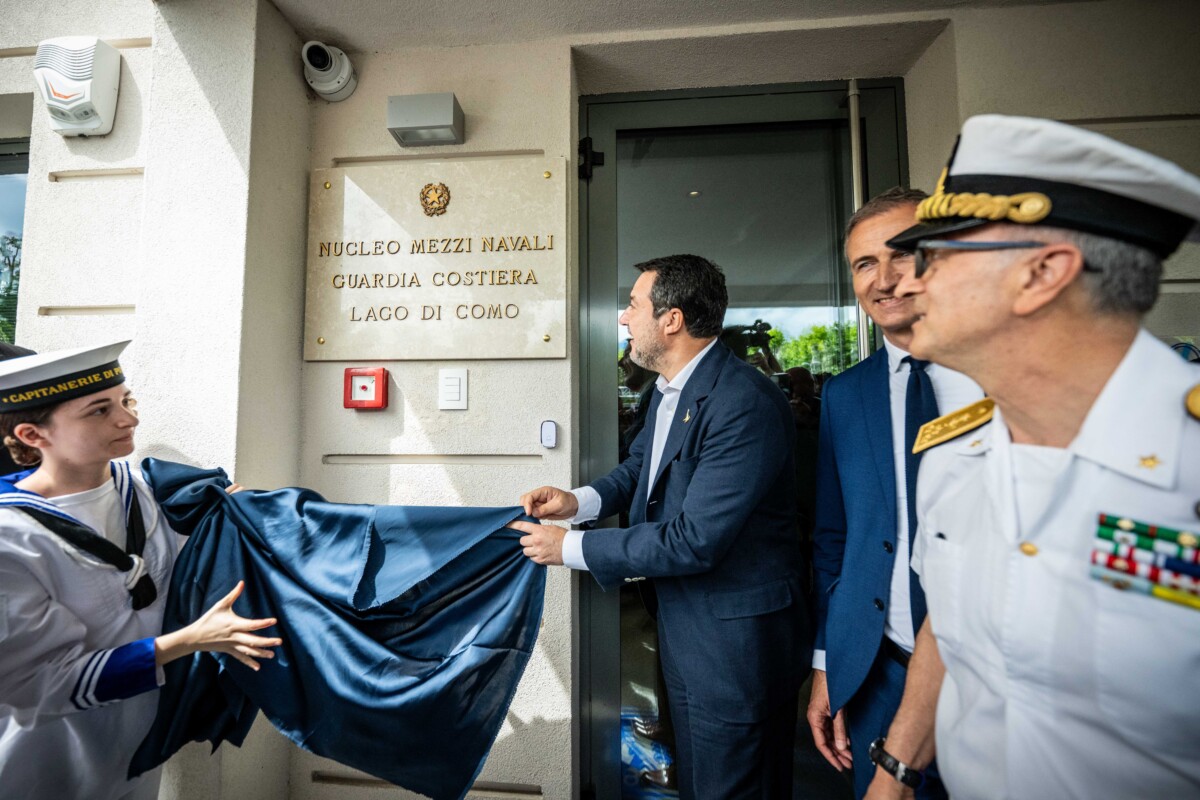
[387,93,464,146]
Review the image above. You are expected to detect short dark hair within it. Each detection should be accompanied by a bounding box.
[634,254,727,339]
[843,186,928,246]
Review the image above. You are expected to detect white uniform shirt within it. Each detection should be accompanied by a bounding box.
[912,330,1200,799]
[0,466,181,800]
[52,479,127,548]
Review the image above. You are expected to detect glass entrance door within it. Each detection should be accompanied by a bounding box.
[579,81,907,798]
[0,139,29,344]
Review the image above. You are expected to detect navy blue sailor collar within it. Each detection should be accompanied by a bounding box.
[0,460,138,530]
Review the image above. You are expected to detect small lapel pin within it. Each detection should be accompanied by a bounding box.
[683,408,691,423]
[1139,455,1161,470]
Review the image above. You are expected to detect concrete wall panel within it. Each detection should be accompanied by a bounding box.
[0,1,151,52]
[298,38,576,799]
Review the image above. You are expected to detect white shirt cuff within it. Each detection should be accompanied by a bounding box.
[562,530,590,571]
[567,486,601,524]
[812,649,827,671]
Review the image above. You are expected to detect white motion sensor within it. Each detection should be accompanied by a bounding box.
[33,36,121,137]
[302,41,357,102]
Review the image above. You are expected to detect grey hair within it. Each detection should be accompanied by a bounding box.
[1008,225,1162,316]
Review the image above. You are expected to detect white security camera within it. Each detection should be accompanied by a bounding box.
[302,41,357,102]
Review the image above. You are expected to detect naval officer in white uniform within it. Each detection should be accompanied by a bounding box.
[0,342,281,799]
[861,115,1200,799]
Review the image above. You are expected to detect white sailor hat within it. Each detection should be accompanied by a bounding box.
[888,114,1200,257]
[0,341,129,412]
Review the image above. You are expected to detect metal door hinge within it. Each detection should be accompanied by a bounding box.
[578,136,605,181]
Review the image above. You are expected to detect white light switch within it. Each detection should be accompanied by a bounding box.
[438,368,468,410]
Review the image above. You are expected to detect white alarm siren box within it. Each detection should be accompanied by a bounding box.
[33,36,121,137]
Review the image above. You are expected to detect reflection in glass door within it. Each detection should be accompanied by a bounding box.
[0,139,29,344]
[617,121,858,554]
[580,82,906,800]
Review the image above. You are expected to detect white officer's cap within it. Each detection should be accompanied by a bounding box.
[0,341,130,413]
[889,114,1200,257]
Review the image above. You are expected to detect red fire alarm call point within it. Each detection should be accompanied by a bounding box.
[343,367,388,409]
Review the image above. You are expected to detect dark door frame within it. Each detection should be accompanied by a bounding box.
[576,79,908,798]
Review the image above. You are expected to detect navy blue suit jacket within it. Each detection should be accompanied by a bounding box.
[583,342,810,722]
[812,348,899,714]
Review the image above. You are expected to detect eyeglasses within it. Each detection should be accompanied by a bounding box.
[913,240,1047,278]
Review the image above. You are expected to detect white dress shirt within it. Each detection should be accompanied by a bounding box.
[562,340,718,571]
[880,337,981,653]
[812,341,980,671]
[911,330,1200,799]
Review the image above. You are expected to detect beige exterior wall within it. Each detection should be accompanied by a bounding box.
[903,0,1200,342]
[0,1,1196,798]
[297,39,578,800]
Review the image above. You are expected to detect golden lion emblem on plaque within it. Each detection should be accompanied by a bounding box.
[420,182,451,217]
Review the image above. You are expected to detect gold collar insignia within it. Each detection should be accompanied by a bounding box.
[913,398,995,454]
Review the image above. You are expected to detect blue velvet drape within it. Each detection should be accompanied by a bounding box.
[129,459,545,800]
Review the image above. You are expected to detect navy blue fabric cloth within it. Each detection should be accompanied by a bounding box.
[902,356,937,629]
[129,459,545,800]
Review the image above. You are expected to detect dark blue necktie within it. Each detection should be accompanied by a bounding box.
[903,356,939,631]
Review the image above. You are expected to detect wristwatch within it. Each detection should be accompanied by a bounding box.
[869,737,924,788]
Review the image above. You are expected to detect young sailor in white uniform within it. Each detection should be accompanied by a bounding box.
[0,341,281,800]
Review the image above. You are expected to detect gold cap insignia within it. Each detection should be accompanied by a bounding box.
[420,182,451,217]
[916,189,1052,225]
[913,398,995,454]
[1187,383,1200,422]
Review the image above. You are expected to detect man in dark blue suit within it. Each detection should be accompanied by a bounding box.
[806,189,980,799]
[511,254,809,799]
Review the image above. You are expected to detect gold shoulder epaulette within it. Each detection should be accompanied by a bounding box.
[913,398,995,454]
[1187,383,1200,422]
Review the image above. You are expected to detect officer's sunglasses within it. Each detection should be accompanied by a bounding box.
[912,240,1047,278]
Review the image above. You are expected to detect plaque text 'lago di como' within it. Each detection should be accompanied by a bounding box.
[304,159,567,360]
[320,234,553,322]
